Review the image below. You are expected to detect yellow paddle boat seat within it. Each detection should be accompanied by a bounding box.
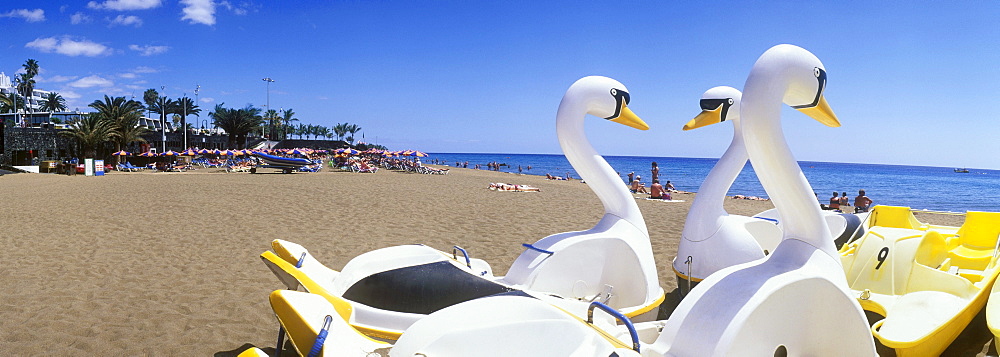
[947,211,1000,271]
[867,205,924,230]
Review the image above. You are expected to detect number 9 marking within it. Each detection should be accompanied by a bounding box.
[875,247,890,270]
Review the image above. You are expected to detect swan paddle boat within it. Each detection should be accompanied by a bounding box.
[672,86,863,295]
[262,76,664,340]
[647,44,877,356]
[252,258,645,356]
[840,205,1000,356]
[244,45,879,356]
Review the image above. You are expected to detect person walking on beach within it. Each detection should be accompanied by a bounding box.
[829,192,841,211]
[627,171,635,185]
[651,162,659,182]
[855,189,873,213]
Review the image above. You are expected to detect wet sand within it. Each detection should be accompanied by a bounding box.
[0,165,985,355]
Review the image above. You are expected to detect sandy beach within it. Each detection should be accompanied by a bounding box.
[0,165,985,355]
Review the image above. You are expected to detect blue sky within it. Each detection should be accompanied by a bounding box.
[3,1,999,169]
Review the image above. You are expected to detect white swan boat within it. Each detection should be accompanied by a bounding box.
[246,45,879,357]
[262,76,664,340]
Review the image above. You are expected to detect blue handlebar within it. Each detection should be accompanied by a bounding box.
[452,246,471,268]
[295,252,307,269]
[307,315,333,357]
[521,243,554,255]
[587,301,640,352]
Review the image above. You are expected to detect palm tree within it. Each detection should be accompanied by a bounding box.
[22,59,39,78]
[148,96,177,132]
[16,73,35,111]
[263,109,279,139]
[0,92,25,114]
[296,123,308,139]
[39,92,67,112]
[19,59,39,111]
[174,96,200,139]
[280,108,297,140]
[211,104,264,149]
[332,123,348,141]
[59,113,117,159]
[142,88,158,117]
[345,123,362,144]
[88,95,147,164]
[316,126,331,141]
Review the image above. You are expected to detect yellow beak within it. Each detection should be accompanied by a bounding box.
[683,105,724,131]
[609,105,649,131]
[795,95,840,127]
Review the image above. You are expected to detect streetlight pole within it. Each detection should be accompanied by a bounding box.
[182,92,188,150]
[262,77,274,139]
[160,86,166,152]
[194,84,201,131]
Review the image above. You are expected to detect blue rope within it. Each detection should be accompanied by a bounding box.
[307,315,333,357]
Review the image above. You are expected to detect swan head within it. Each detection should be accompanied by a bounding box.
[683,86,742,130]
[565,76,649,130]
[764,44,840,127]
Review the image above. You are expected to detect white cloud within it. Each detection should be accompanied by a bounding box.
[68,75,114,88]
[219,1,248,15]
[119,73,138,79]
[1,9,45,22]
[39,75,79,83]
[87,0,162,11]
[70,12,92,24]
[180,0,215,26]
[109,15,143,27]
[132,66,157,73]
[128,44,169,56]
[58,90,82,99]
[25,36,112,57]
[200,97,215,103]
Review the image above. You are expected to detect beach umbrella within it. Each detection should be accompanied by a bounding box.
[161,150,180,156]
[340,148,360,156]
[181,149,198,156]
[138,152,156,157]
[112,150,131,156]
[197,149,212,155]
[290,149,308,156]
[408,150,429,157]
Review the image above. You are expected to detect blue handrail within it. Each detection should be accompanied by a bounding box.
[587,301,640,352]
[295,252,307,269]
[521,243,554,255]
[307,315,333,357]
[452,246,471,268]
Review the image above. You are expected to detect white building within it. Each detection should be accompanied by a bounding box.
[0,71,52,113]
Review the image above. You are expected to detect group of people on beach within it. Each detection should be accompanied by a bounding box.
[625,162,677,200]
[824,189,873,213]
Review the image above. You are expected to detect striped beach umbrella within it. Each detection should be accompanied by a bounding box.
[408,150,429,157]
[197,149,212,155]
[181,149,198,156]
[340,148,360,156]
[112,150,131,156]
[161,150,180,156]
[138,152,156,157]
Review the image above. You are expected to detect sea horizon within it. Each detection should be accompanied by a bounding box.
[428,152,999,213]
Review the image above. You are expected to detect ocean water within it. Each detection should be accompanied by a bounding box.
[428,153,999,213]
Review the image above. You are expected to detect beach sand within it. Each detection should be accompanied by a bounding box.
[0,166,987,355]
